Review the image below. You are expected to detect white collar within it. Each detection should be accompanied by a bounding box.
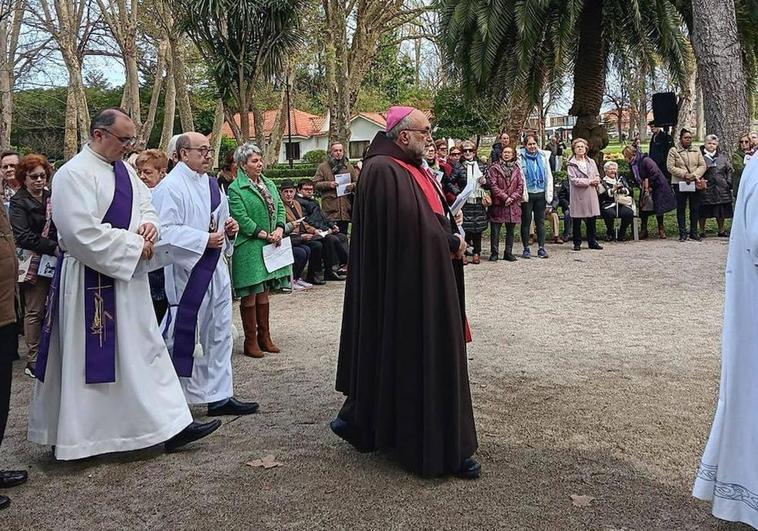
[171,161,205,180]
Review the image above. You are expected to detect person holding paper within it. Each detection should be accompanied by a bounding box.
[667,128,706,242]
[227,142,291,359]
[9,154,58,377]
[331,106,479,480]
[623,145,675,239]
[152,132,258,416]
[313,142,358,235]
[297,179,348,280]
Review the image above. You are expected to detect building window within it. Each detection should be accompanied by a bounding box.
[349,140,370,159]
[285,142,301,160]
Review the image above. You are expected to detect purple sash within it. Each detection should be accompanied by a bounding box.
[36,160,133,383]
[171,177,222,377]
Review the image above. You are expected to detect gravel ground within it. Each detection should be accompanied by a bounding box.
[0,237,750,530]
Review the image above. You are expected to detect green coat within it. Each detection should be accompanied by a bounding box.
[228,171,291,290]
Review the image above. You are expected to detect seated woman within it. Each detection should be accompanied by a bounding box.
[598,161,635,241]
[698,134,733,237]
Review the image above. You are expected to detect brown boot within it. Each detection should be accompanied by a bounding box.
[241,306,264,358]
[658,226,667,239]
[256,303,280,353]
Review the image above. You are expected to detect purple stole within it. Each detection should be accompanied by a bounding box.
[171,177,221,377]
[36,160,133,384]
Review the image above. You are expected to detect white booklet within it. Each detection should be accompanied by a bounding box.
[262,236,294,273]
[37,254,57,278]
[450,179,475,215]
[335,173,352,197]
[678,181,696,192]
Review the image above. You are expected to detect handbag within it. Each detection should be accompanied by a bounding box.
[695,179,707,191]
[640,190,655,212]
[481,191,492,207]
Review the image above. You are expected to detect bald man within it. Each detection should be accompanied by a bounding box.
[332,106,480,479]
[151,132,258,416]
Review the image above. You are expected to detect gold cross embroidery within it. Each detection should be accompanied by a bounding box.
[87,273,114,347]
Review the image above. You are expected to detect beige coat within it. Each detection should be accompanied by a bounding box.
[0,207,18,327]
[313,160,358,222]
[667,145,706,185]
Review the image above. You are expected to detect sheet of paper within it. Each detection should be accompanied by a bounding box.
[262,236,294,273]
[450,179,475,215]
[316,230,330,238]
[335,173,352,197]
[37,254,57,278]
[15,248,32,282]
[678,181,696,192]
[434,170,444,184]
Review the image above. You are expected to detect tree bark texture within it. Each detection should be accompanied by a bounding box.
[675,61,697,138]
[0,0,24,150]
[209,98,224,169]
[169,35,194,132]
[569,0,608,163]
[159,51,176,151]
[691,0,750,161]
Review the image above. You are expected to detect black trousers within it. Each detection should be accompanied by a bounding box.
[303,239,324,278]
[321,233,349,269]
[675,188,701,237]
[572,217,598,247]
[490,222,516,256]
[601,205,634,239]
[520,193,546,248]
[465,232,483,255]
[0,323,17,447]
[640,213,665,232]
[335,221,350,236]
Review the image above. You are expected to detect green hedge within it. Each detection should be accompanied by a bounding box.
[264,165,317,179]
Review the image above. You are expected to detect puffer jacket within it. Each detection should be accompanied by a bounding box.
[699,148,733,206]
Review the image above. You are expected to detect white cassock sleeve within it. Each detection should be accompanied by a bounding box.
[151,180,208,266]
[52,167,145,283]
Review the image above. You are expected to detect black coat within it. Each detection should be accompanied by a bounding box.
[649,131,674,180]
[9,187,57,255]
[441,160,467,199]
[296,195,334,231]
[335,132,477,477]
[700,148,733,206]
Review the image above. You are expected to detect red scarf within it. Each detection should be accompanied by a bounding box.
[390,157,444,216]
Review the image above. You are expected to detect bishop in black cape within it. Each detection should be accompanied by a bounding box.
[333,129,478,478]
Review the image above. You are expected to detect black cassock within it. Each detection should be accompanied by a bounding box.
[335,132,478,477]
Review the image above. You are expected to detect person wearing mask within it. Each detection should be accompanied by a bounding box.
[648,122,674,182]
[624,145,676,239]
[698,134,733,238]
[453,140,488,264]
[313,142,358,236]
[490,132,510,164]
[598,161,634,241]
[518,134,553,258]
[566,138,602,251]
[667,128,707,242]
[487,146,523,261]
[9,154,58,377]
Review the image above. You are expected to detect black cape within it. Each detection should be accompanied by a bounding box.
[335,132,477,477]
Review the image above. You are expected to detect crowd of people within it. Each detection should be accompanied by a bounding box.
[1,102,758,510]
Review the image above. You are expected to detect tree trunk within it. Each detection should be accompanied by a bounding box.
[63,87,79,159]
[251,104,264,148]
[170,36,194,132]
[224,106,244,144]
[159,52,176,151]
[0,19,12,150]
[695,81,706,141]
[498,93,532,144]
[569,0,609,162]
[209,99,224,170]
[265,81,289,166]
[691,0,750,161]
[637,64,648,142]
[675,61,697,137]
[138,40,167,149]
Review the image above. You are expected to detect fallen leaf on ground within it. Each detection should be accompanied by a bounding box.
[570,494,595,507]
[246,455,283,469]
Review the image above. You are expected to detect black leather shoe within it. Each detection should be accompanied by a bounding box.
[207,397,259,416]
[0,495,9,510]
[306,275,326,286]
[456,457,481,479]
[488,254,498,262]
[325,271,346,281]
[689,234,702,241]
[164,420,222,453]
[572,245,581,251]
[0,470,28,489]
[588,243,604,250]
[329,418,372,453]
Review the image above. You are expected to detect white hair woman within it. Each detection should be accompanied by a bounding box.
[698,134,734,237]
[598,161,635,241]
[226,142,291,358]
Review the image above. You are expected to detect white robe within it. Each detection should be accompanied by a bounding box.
[151,162,234,405]
[27,145,192,461]
[693,155,758,527]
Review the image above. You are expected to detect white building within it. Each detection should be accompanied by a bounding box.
[221,109,393,163]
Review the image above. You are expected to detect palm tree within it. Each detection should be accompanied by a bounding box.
[176,0,305,142]
[440,0,689,159]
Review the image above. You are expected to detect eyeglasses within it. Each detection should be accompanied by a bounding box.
[740,140,750,144]
[27,172,46,181]
[449,152,461,157]
[99,127,137,147]
[184,146,214,158]
[403,128,432,137]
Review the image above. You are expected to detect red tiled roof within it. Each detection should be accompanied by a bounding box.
[221,109,325,139]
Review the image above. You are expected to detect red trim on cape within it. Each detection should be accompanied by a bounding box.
[389,157,445,216]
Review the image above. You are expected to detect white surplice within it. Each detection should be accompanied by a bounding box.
[27,145,192,461]
[693,155,758,527]
[151,162,234,405]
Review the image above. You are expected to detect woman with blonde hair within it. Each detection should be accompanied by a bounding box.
[566,138,602,251]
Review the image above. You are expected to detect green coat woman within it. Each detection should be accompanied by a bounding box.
[227,142,290,358]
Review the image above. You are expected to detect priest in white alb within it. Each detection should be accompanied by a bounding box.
[28,108,221,460]
[693,153,758,527]
[151,132,258,416]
